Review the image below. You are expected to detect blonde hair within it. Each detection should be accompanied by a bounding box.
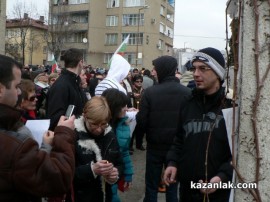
[83,96,111,123]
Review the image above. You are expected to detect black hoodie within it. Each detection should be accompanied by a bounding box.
[136,56,191,152]
[167,87,233,199]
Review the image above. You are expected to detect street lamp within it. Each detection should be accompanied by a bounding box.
[135,5,150,67]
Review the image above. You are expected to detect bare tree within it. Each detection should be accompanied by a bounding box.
[48,1,76,61]
[5,1,40,65]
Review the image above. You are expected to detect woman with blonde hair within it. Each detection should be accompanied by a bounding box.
[67,96,123,202]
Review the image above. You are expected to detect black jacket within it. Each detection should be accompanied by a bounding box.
[136,76,191,152]
[71,117,123,202]
[46,69,87,130]
[167,87,233,199]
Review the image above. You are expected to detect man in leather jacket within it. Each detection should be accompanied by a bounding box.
[0,54,77,202]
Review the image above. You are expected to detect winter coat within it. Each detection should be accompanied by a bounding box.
[166,87,233,200]
[114,117,134,181]
[71,116,123,202]
[46,69,87,130]
[0,104,76,202]
[136,76,191,152]
[110,117,134,202]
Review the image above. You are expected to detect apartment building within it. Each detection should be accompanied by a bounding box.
[6,14,48,65]
[49,0,175,69]
[0,0,6,54]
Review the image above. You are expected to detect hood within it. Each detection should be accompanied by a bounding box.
[106,54,130,82]
[152,56,177,83]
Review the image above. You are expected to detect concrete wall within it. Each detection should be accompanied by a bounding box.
[0,0,6,54]
[235,1,270,201]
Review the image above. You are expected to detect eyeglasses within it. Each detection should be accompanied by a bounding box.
[189,66,212,73]
[27,95,37,102]
[135,80,143,83]
[87,120,109,130]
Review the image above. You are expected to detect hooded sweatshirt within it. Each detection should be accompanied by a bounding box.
[95,54,130,96]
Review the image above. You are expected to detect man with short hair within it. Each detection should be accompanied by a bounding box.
[136,55,191,202]
[142,69,154,90]
[164,47,233,201]
[47,48,87,130]
[0,54,76,201]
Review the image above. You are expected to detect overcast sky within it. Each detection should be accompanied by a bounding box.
[7,0,230,51]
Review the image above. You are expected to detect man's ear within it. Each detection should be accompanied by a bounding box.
[0,83,6,101]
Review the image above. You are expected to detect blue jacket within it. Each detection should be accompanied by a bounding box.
[111,117,134,202]
[115,117,134,181]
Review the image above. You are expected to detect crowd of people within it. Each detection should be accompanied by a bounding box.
[0,47,233,202]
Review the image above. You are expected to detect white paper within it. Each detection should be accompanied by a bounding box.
[222,107,238,202]
[126,111,138,137]
[25,119,50,147]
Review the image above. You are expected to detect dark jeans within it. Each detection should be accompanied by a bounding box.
[130,125,145,148]
[143,149,178,202]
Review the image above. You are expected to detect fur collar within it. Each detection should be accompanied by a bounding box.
[74,116,113,161]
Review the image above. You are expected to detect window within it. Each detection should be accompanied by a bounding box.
[166,26,173,38]
[124,0,145,7]
[69,0,89,4]
[68,32,87,43]
[71,13,88,23]
[165,44,172,53]
[124,53,140,65]
[104,53,114,64]
[160,5,165,16]
[6,29,20,38]
[106,16,118,26]
[105,34,118,45]
[159,23,165,34]
[122,13,143,26]
[122,33,143,45]
[107,0,119,8]
[158,39,163,49]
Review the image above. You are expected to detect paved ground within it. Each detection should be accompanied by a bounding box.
[119,148,166,202]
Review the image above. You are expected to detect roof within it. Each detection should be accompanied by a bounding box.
[6,17,48,30]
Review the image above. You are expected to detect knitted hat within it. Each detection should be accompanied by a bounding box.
[191,47,225,80]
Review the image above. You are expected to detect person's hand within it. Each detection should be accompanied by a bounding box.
[104,167,119,184]
[42,130,54,145]
[163,166,177,186]
[93,160,114,176]
[127,107,138,112]
[57,115,75,130]
[123,181,132,191]
[199,176,221,194]
[133,93,140,98]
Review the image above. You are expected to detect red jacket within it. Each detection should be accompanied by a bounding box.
[0,104,76,202]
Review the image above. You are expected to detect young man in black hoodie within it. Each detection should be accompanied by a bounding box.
[164,47,233,202]
[136,56,191,202]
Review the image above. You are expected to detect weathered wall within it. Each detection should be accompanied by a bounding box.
[0,0,6,55]
[235,0,270,201]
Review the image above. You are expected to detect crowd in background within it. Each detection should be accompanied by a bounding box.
[0,47,233,202]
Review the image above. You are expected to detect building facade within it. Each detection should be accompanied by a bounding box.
[49,0,175,69]
[0,0,6,55]
[5,14,48,65]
